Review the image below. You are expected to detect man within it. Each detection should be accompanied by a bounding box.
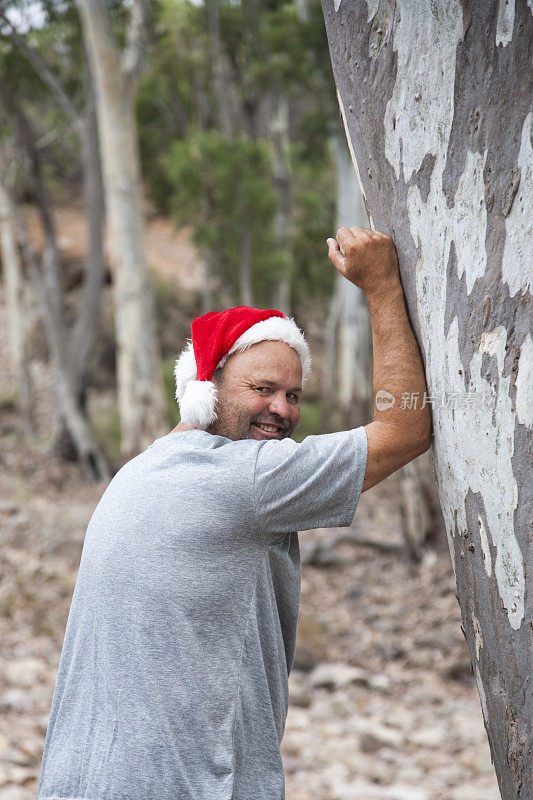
[37,227,430,800]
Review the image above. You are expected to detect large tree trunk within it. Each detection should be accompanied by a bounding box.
[77,0,166,458]
[322,2,531,797]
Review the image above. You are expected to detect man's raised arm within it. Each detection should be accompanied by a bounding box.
[327,227,432,492]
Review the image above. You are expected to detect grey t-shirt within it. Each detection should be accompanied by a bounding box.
[37,427,367,800]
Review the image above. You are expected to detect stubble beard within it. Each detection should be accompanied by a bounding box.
[209,404,290,442]
[207,381,292,441]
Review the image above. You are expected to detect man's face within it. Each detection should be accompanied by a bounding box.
[207,340,303,441]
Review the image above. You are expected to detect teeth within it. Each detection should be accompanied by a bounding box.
[257,424,279,432]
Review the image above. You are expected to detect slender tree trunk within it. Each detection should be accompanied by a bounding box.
[337,281,370,428]
[67,71,106,403]
[398,459,430,563]
[200,249,213,314]
[321,281,341,432]
[239,226,254,307]
[269,92,292,315]
[328,135,371,429]
[77,0,166,458]
[323,2,532,796]
[0,172,32,428]
[206,0,235,139]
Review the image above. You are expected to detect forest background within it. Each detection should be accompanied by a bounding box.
[0,1,500,799]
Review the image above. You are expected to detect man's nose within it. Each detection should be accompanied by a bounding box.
[268,392,290,419]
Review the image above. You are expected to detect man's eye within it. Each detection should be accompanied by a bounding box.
[287,393,300,403]
[255,387,270,393]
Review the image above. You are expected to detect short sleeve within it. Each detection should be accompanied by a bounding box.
[253,427,368,535]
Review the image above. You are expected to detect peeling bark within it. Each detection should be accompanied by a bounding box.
[322,2,532,797]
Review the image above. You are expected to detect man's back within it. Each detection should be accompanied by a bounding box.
[37,427,367,800]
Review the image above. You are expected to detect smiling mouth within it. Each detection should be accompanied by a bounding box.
[252,422,284,435]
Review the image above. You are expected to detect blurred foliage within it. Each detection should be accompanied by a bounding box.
[292,397,324,442]
[137,0,338,311]
[161,357,181,429]
[164,132,281,304]
[91,403,122,465]
[1,0,338,311]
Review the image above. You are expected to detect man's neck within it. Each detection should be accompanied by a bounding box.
[171,422,199,433]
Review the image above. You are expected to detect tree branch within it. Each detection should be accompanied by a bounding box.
[0,10,83,133]
[122,0,151,83]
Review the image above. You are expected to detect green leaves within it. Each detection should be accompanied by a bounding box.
[164,131,280,302]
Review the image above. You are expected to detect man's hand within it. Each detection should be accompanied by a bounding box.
[326,226,399,296]
[326,224,431,491]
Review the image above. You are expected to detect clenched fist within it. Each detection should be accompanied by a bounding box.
[326,226,400,296]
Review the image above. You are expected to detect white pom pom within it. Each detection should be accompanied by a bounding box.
[174,341,197,400]
[179,380,218,429]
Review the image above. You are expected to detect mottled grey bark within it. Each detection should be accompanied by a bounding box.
[322,2,532,797]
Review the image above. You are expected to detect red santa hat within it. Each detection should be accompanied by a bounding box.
[174,306,311,428]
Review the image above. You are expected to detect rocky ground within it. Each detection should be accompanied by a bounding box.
[0,414,500,800]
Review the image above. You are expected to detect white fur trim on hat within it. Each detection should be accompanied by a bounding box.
[218,316,312,379]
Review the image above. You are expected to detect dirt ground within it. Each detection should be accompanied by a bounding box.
[0,416,500,800]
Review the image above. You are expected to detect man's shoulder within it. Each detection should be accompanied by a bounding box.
[149,430,266,463]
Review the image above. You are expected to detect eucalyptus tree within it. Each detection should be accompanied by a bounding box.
[322,1,532,796]
[77,0,167,458]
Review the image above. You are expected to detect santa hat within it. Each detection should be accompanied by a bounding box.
[174,306,311,429]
